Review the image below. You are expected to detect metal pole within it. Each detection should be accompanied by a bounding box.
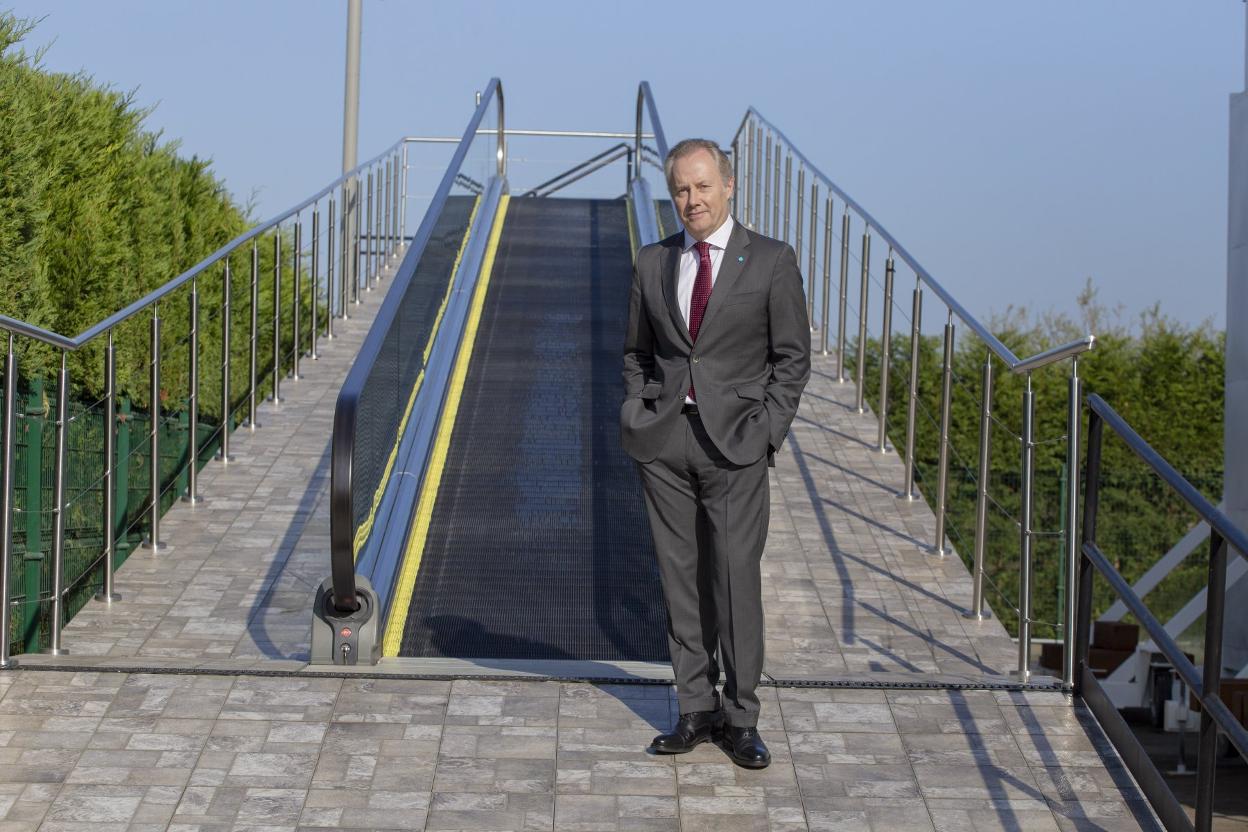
[854,230,871,413]
[0,334,16,667]
[183,283,202,504]
[966,354,994,620]
[783,154,792,243]
[97,330,121,601]
[326,198,336,338]
[837,210,850,381]
[1017,373,1035,679]
[45,350,70,654]
[292,220,302,380]
[218,258,234,463]
[1062,357,1081,686]
[821,196,832,354]
[1195,529,1228,832]
[763,133,771,236]
[902,283,922,499]
[310,208,320,361]
[877,253,895,452]
[935,314,955,556]
[342,0,361,175]
[247,242,259,429]
[143,309,165,551]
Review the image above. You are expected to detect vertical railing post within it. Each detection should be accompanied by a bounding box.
[326,198,337,338]
[217,258,234,463]
[310,207,320,361]
[352,175,362,305]
[383,157,391,262]
[247,243,260,429]
[143,309,165,551]
[183,283,202,504]
[1017,373,1036,679]
[966,353,994,619]
[821,195,832,355]
[808,182,818,330]
[97,330,120,602]
[733,136,742,223]
[272,233,283,403]
[876,253,895,452]
[400,142,409,241]
[783,154,792,243]
[1075,409,1104,697]
[902,282,923,499]
[45,350,70,654]
[1062,357,1081,687]
[935,313,955,556]
[0,333,18,667]
[1195,528,1228,832]
[20,381,41,652]
[772,147,781,237]
[837,210,850,381]
[795,166,804,268]
[763,133,772,237]
[854,229,871,413]
[365,170,374,290]
[292,220,302,381]
[748,127,758,230]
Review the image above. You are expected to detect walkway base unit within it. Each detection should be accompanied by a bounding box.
[311,575,380,666]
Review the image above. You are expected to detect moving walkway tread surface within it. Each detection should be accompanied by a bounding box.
[399,198,669,662]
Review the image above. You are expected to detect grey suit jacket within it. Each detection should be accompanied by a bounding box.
[620,221,811,466]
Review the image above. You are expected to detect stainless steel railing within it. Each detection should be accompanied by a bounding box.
[733,108,1095,684]
[0,128,413,665]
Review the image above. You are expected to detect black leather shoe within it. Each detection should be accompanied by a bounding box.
[724,725,771,768]
[649,710,723,754]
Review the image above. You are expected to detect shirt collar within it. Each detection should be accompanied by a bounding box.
[682,215,735,253]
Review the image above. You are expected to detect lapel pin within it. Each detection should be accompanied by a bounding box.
[738,255,745,263]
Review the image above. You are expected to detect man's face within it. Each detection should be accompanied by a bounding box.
[670,149,734,241]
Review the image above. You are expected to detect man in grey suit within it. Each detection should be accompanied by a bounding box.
[621,138,810,768]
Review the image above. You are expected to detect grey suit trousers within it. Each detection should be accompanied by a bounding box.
[637,409,769,727]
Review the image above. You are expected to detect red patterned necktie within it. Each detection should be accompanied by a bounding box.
[688,241,713,400]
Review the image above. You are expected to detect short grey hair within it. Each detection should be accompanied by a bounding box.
[664,139,733,192]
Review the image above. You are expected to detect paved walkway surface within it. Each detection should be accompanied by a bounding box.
[5,246,1159,829]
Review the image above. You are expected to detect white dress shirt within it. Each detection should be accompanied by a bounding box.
[679,216,735,403]
[678,215,735,327]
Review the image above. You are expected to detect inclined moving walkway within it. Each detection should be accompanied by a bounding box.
[313,80,677,666]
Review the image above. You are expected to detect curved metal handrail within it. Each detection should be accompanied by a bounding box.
[0,138,409,350]
[635,82,671,178]
[734,107,1093,373]
[328,77,505,614]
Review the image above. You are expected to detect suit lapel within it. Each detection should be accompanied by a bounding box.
[661,240,692,346]
[695,222,752,337]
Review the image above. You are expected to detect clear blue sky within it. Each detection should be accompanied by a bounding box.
[8,0,1242,330]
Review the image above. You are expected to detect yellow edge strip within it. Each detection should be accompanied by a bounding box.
[352,196,482,557]
[381,193,511,656]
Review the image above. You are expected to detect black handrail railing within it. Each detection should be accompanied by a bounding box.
[1078,393,1248,832]
[521,142,631,198]
[328,77,505,614]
